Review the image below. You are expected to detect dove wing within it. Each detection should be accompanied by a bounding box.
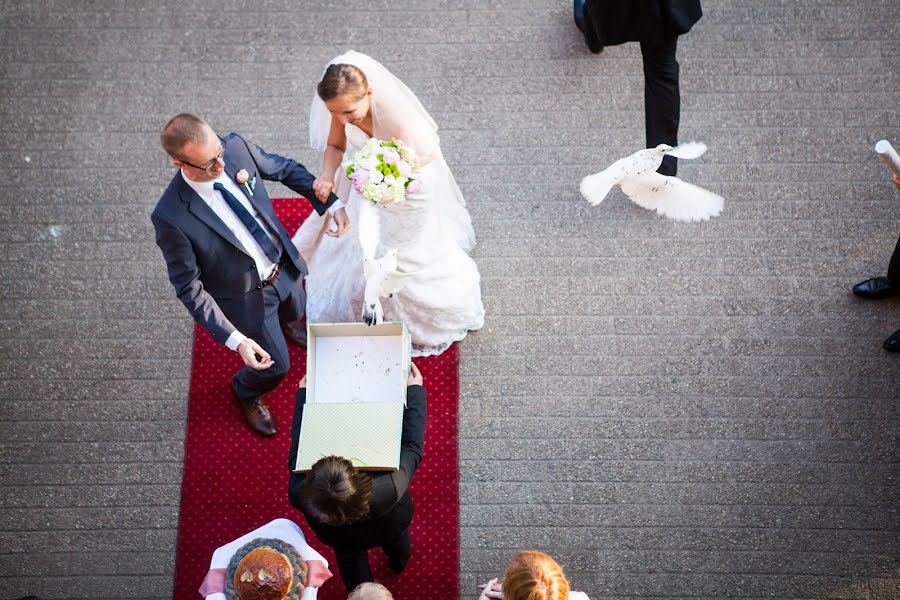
[580,160,629,206]
[666,142,707,160]
[620,172,724,222]
[379,271,408,296]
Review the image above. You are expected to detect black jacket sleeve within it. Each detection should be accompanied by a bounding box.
[238,135,340,216]
[388,385,427,503]
[151,211,237,346]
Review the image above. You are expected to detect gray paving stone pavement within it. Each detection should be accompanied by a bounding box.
[1,1,898,599]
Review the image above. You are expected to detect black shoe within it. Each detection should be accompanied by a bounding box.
[852,277,897,299]
[884,329,900,352]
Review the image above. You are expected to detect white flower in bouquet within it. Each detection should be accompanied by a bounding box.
[389,180,406,199]
[361,181,382,200]
[360,156,379,171]
[396,160,412,178]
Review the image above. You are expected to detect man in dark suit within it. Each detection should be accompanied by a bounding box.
[574,0,703,176]
[152,113,350,436]
[288,363,426,592]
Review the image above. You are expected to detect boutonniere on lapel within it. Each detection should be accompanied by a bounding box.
[235,169,255,197]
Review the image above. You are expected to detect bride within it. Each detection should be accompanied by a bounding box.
[292,50,485,357]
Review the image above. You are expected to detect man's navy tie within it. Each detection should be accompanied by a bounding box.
[213,182,281,263]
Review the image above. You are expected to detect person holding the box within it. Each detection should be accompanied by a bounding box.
[287,363,426,592]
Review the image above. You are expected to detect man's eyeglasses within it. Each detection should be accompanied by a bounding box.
[181,137,225,171]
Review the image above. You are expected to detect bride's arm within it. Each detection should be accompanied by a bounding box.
[397,128,436,168]
[382,108,437,167]
[312,116,347,202]
[323,116,346,177]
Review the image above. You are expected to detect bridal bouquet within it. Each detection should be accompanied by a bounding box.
[344,138,422,205]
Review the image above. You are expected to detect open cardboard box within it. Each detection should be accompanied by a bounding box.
[306,322,411,405]
[294,322,411,472]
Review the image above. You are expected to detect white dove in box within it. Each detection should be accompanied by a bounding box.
[294,322,412,472]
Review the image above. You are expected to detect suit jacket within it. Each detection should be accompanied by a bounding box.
[583,0,702,46]
[288,385,427,552]
[151,133,338,346]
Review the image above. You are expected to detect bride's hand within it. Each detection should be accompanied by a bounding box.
[312,176,335,203]
[325,207,351,238]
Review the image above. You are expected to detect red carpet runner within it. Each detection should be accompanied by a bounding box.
[172,199,460,599]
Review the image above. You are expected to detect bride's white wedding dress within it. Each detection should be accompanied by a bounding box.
[293,53,484,357]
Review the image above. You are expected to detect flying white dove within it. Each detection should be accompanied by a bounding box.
[580,142,724,222]
[357,200,407,326]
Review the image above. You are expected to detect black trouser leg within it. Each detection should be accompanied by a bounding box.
[232,285,290,402]
[887,233,900,283]
[641,35,680,176]
[335,548,373,592]
[383,528,411,572]
[276,263,306,324]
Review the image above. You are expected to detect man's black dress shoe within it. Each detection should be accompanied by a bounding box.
[884,329,900,352]
[852,276,897,299]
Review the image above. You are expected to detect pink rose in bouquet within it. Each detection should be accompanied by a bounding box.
[406,179,423,194]
[381,149,400,164]
[351,169,370,192]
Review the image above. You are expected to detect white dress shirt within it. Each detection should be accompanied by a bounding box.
[182,170,281,351]
[182,170,344,352]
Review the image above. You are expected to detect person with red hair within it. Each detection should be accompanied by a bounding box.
[478,551,589,600]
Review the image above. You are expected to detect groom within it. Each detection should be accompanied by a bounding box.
[152,113,349,437]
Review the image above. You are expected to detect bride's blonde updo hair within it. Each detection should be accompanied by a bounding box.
[317,63,368,101]
[503,551,571,600]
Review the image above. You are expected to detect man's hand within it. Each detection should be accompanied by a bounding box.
[298,374,307,389]
[407,361,423,386]
[312,176,335,203]
[892,173,900,190]
[237,338,274,370]
[478,578,503,600]
[325,206,351,238]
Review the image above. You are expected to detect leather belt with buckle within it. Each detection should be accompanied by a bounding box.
[261,263,281,288]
